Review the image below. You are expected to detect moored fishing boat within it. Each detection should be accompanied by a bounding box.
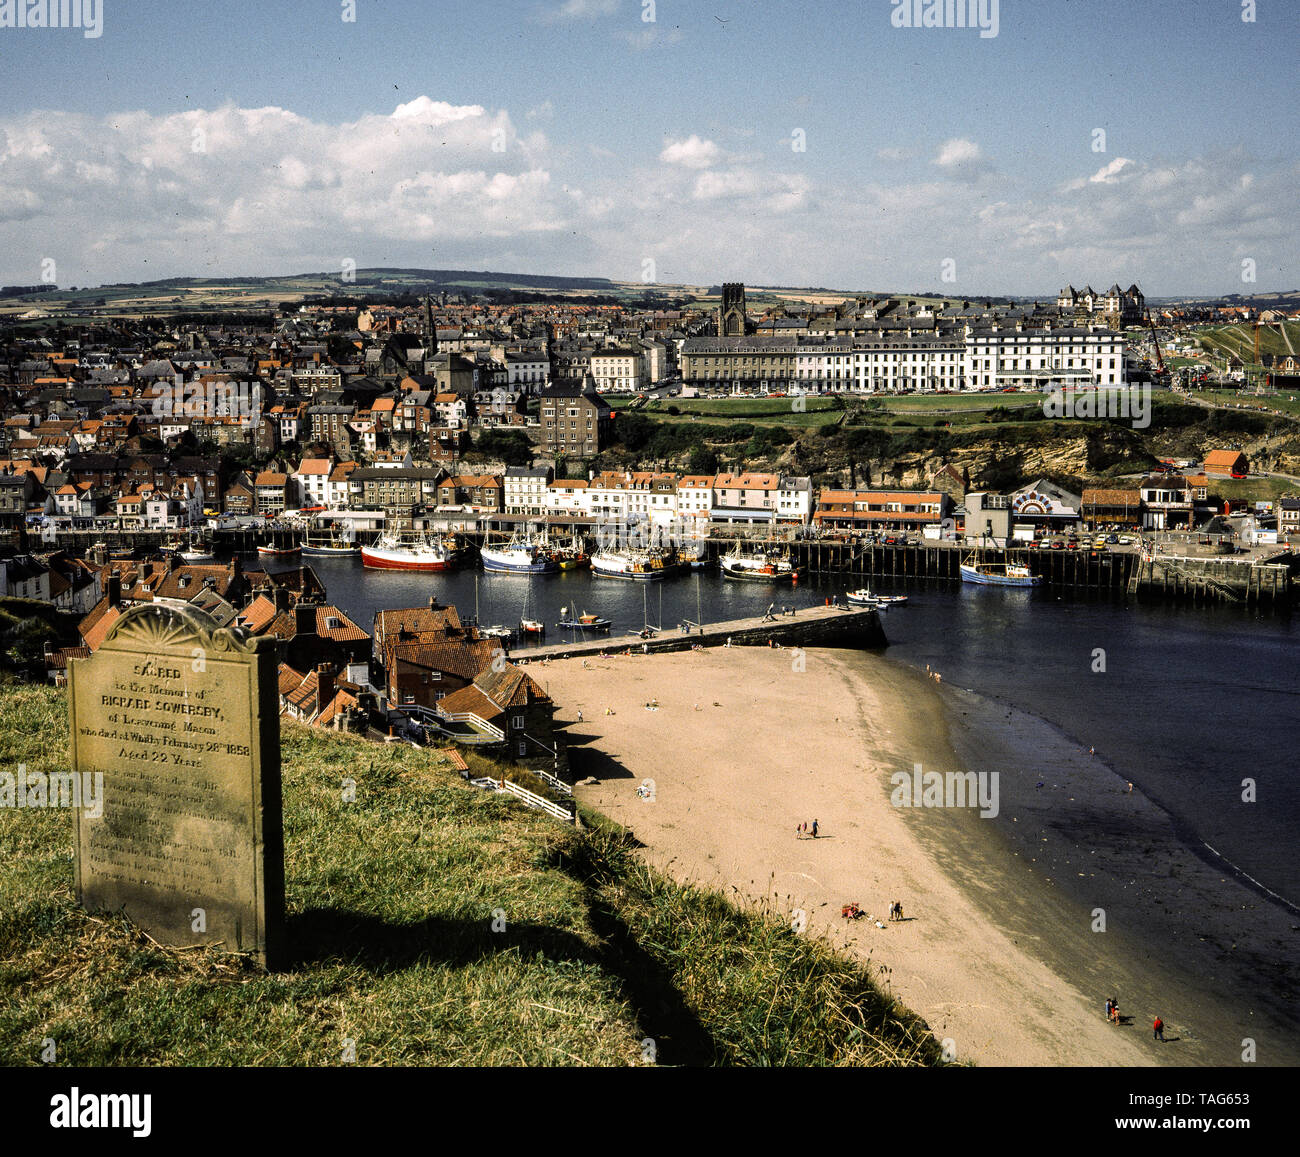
[301,522,360,556]
[846,587,881,606]
[554,534,590,570]
[519,618,546,636]
[720,544,795,582]
[481,536,558,574]
[257,542,300,559]
[177,536,216,564]
[959,552,1043,586]
[590,548,671,580]
[362,533,455,571]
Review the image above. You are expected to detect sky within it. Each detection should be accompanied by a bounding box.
[0,0,1295,296]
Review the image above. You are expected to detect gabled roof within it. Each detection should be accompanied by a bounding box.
[473,661,551,711]
[392,636,497,680]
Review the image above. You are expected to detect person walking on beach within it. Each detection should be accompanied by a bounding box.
[1153,1016,1164,1041]
[576,709,583,723]
[811,819,819,839]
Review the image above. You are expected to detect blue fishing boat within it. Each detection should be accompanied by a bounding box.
[481,535,557,574]
[959,552,1043,587]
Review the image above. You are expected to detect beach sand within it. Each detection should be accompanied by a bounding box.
[533,645,1298,1067]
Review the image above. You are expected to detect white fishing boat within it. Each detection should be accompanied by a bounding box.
[590,548,671,580]
[846,588,881,606]
[720,544,796,582]
[176,534,215,563]
[362,533,455,572]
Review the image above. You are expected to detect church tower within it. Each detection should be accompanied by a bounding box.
[423,295,437,356]
[718,282,747,337]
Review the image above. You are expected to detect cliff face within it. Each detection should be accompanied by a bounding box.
[809,424,1154,493]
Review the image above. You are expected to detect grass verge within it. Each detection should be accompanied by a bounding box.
[0,684,940,1067]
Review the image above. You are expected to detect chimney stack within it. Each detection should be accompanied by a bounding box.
[106,570,121,607]
[316,663,335,718]
[295,602,317,636]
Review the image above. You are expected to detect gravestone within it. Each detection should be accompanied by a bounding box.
[68,601,284,968]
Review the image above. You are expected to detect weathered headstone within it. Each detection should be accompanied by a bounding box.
[68,601,284,968]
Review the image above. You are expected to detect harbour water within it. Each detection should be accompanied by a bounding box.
[258,553,1300,911]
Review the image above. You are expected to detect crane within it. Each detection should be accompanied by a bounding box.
[1144,309,1169,383]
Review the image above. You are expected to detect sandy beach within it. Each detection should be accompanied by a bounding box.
[532,645,1299,1067]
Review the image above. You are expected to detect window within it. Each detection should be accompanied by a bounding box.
[517,741,527,758]
[513,714,525,729]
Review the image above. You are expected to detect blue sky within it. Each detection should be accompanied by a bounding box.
[0,0,1295,294]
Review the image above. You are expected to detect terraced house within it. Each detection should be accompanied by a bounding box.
[537,375,613,458]
[682,320,1126,393]
[349,466,441,511]
[813,489,952,533]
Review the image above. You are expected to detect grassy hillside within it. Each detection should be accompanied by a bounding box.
[0,685,939,1067]
[1194,321,1300,366]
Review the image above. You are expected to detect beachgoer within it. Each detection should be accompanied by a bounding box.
[576,709,583,723]
[1104,998,1114,1020]
[1126,781,1133,793]
[811,819,819,838]
[1153,1016,1164,1041]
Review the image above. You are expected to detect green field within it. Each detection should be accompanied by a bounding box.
[642,396,844,429]
[865,392,1050,413]
[0,684,938,1067]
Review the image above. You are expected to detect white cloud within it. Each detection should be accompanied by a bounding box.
[0,99,568,284]
[660,135,720,169]
[537,0,618,23]
[1089,156,1132,184]
[0,100,1289,296]
[526,100,555,121]
[933,138,982,167]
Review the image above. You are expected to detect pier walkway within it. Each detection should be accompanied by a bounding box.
[509,602,887,662]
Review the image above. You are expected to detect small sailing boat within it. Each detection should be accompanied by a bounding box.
[556,604,611,632]
[519,584,545,635]
[257,541,300,559]
[846,588,881,606]
[177,532,215,563]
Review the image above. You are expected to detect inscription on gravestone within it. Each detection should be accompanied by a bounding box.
[68,601,284,968]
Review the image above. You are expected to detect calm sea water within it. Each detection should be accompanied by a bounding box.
[256,554,1300,907]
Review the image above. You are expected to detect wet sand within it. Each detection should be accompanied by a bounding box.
[533,645,1298,1067]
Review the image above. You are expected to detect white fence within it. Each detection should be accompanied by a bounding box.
[481,776,575,823]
